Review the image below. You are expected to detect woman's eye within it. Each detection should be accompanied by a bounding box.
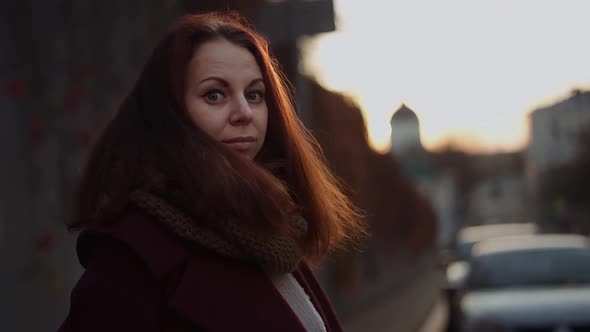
[246,90,264,103]
[203,90,224,103]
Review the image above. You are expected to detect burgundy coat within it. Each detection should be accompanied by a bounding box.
[58,209,343,332]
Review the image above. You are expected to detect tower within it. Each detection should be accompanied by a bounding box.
[390,103,422,155]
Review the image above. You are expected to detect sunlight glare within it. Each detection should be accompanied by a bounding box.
[302,0,590,153]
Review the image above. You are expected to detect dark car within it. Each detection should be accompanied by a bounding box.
[453,223,538,261]
[456,234,590,332]
[444,223,538,331]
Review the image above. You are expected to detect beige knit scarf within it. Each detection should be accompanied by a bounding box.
[129,190,307,274]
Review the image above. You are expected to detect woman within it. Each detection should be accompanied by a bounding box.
[59,11,363,332]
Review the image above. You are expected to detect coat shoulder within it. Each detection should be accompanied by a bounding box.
[59,234,166,332]
[77,208,188,281]
[62,210,205,332]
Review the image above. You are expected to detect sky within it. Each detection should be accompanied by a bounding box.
[302,0,590,153]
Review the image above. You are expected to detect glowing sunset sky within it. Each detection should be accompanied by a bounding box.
[303,0,590,153]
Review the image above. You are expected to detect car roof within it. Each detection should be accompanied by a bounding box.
[472,234,590,257]
[457,223,538,244]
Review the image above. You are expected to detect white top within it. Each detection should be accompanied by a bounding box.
[270,273,327,332]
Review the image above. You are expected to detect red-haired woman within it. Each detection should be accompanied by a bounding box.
[58,11,363,332]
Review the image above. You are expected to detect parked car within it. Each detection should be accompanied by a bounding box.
[454,223,539,261]
[445,223,538,331]
[456,234,590,332]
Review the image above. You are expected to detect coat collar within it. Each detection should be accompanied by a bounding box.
[167,247,307,332]
[81,209,341,332]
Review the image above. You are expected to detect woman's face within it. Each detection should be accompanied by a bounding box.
[184,38,268,160]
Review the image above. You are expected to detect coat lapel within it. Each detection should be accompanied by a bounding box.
[166,247,307,332]
[293,263,343,332]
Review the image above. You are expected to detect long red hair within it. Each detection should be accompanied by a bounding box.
[69,11,363,263]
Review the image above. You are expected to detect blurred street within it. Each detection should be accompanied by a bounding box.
[4,1,590,331]
[343,266,447,332]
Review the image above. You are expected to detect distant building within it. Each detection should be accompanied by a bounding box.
[526,89,590,192]
[466,153,528,225]
[467,173,528,225]
[390,104,423,156]
[388,104,532,245]
[525,89,590,229]
[389,104,458,248]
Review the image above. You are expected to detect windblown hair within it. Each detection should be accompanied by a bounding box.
[69,11,363,263]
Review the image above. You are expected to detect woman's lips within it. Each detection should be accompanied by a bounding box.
[222,137,256,150]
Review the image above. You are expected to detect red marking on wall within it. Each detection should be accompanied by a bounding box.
[4,80,26,98]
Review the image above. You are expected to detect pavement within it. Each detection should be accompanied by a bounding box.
[342,268,448,332]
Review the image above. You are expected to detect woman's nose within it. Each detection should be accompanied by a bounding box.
[229,95,253,125]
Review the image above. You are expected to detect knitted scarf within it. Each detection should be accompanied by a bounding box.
[129,190,307,274]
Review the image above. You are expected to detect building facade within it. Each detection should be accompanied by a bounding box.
[527,90,590,191]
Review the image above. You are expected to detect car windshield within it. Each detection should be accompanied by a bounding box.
[454,223,538,261]
[468,247,590,289]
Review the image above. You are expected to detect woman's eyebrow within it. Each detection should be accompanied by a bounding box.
[199,76,229,86]
[198,77,264,88]
[247,78,264,88]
